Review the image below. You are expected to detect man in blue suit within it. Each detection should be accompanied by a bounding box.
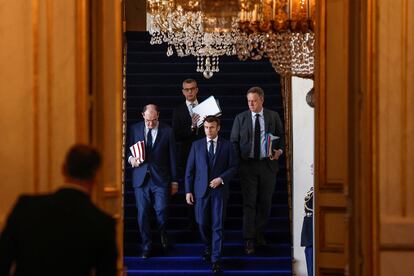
[185,116,238,273]
[128,104,178,258]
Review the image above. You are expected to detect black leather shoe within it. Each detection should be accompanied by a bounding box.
[256,233,267,246]
[202,248,211,262]
[244,239,255,255]
[141,251,150,259]
[160,231,169,249]
[212,262,222,274]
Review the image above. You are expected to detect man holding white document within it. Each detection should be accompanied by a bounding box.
[172,78,221,230]
[128,104,178,258]
[172,79,205,230]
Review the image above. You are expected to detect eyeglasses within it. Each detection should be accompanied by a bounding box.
[182,87,197,93]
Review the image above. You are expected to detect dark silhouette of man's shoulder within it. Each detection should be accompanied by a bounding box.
[14,188,115,226]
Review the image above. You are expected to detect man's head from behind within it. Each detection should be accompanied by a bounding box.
[63,144,101,187]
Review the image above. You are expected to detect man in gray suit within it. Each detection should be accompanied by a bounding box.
[230,86,284,254]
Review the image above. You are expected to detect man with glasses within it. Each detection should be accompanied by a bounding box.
[172,79,205,230]
[128,104,178,258]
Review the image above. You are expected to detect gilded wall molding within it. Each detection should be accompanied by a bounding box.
[32,0,40,194]
[46,0,53,192]
[280,76,293,230]
[75,0,91,143]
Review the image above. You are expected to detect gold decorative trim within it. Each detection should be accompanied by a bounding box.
[315,0,327,272]
[46,0,53,192]
[75,0,90,143]
[122,36,128,211]
[280,76,293,238]
[400,0,408,217]
[370,0,379,274]
[103,187,122,198]
[32,0,40,194]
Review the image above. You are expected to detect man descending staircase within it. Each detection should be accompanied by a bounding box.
[124,32,292,275]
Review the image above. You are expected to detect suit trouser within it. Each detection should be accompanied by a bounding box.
[195,187,227,263]
[239,159,277,240]
[305,245,313,276]
[134,175,168,252]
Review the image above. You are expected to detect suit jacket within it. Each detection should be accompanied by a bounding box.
[128,121,177,188]
[185,137,238,198]
[0,188,117,276]
[172,102,205,168]
[230,108,285,172]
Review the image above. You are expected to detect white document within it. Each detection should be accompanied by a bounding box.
[192,95,222,127]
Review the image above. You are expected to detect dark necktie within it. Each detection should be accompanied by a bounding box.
[208,140,215,168]
[208,140,215,158]
[146,128,153,154]
[254,114,261,160]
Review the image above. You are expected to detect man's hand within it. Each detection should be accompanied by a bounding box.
[130,157,141,168]
[186,193,194,205]
[269,149,283,160]
[191,113,200,128]
[209,177,223,189]
[171,182,179,195]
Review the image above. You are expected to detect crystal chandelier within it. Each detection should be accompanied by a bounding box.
[146,0,315,78]
[236,0,315,76]
[147,0,240,79]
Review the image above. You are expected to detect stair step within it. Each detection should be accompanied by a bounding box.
[126,270,291,275]
[124,229,290,244]
[124,256,292,270]
[123,204,289,218]
[127,72,279,85]
[124,242,291,257]
[123,190,288,205]
[124,216,289,230]
[123,175,289,188]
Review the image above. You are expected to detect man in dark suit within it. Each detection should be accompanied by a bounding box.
[230,86,285,255]
[172,78,204,229]
[0,144,118,276]
[185,116,238,273]
[128,104,178,258]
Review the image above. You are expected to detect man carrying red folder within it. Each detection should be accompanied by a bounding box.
[128,104,178,258]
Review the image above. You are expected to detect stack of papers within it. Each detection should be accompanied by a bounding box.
[192,95,222,127]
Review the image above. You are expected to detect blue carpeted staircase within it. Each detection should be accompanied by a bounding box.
[124,31,291,275]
